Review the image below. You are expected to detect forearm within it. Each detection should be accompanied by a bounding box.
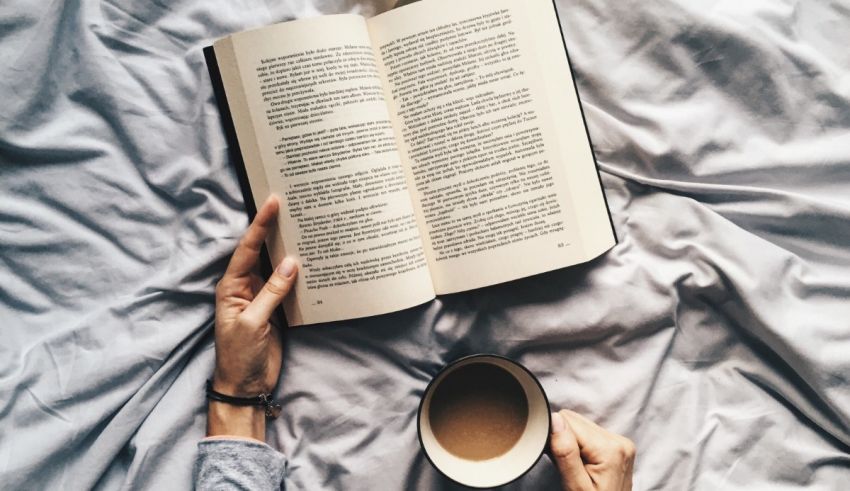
[196,402,286,490]
[206,400,266,441]
[195,437,287,491]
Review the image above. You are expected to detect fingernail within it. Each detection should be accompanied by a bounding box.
[551,412,565,434]
[277,257,296,277]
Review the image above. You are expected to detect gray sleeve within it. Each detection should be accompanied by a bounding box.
[194,439,287,490]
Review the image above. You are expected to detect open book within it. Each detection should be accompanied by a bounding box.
[204,0,616,326]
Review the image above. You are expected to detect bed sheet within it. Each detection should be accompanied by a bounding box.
[1,0,849,489]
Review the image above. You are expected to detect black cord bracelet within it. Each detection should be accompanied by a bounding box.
[206,380,282,419]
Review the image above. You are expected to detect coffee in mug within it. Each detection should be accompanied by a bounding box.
[418,355,550,488]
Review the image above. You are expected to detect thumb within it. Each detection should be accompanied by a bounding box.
[550,411,594,491]
[242,257,298,325]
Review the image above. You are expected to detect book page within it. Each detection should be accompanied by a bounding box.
[214,15,435,325]
[368,0,616,294]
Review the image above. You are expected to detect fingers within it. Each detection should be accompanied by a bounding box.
[559,410,636,490]
[224,195,280,279]
[241,257,298,325]
[561,410,635,465]
[550,411,594,491]
[559,410,608,463]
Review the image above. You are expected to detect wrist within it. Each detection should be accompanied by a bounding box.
[206,400,266,441]
[212,370,271,397]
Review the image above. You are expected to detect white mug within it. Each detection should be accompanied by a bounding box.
[417,354,551,488]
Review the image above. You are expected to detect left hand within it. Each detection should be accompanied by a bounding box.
[207,195,297,440]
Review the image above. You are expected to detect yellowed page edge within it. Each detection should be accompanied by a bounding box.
[213,37,302,325]
[526,0,617,258]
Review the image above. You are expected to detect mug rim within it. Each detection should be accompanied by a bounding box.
[416,353,551,489]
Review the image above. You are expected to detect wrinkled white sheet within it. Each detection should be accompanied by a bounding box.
[1,0,849,489]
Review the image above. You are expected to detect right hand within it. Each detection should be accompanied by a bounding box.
[549,409,636,491]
